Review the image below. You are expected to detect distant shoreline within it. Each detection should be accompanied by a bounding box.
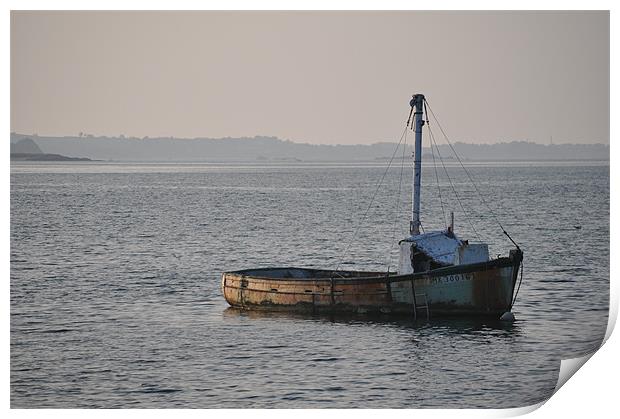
[10,133,610,162]
[10,159,609,166]
[10,153,94,162]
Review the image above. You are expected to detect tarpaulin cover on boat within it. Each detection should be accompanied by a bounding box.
[400,230,463,265]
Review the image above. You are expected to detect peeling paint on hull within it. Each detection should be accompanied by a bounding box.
[222,251,523,318]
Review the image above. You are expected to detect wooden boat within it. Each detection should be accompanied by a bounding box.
[222,94,523,319]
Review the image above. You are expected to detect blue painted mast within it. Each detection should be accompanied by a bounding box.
[410,94,425,236]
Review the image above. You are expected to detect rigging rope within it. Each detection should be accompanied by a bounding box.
[386,128,409,271]
[424,99,520,249]
[427,112,448,229]
[333,126,409,274]
[426,98,524,313]
[334,97,520,280]
[427,124,482,242]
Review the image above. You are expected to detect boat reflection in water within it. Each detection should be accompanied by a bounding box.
[222,306,522,337]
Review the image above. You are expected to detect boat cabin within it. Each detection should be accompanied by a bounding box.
[398,230,489,274]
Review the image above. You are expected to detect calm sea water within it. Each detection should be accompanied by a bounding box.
[10,161,609,408]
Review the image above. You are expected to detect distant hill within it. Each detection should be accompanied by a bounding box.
[10,137,93,162]
[9,133,609,162]
[11,138,42,154]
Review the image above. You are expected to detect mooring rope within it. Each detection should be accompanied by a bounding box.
[510,260,524,309]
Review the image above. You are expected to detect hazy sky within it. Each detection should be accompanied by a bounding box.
[11,11,609,145]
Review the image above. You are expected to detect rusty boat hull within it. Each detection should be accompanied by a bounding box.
[221,250,523,318]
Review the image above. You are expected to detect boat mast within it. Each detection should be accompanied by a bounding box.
[410,93,425,236]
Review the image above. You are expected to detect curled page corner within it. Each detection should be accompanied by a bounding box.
[555,352,595,393]
[492,352,597,419]
[604,294,618,343]
[495,401,546,417]
[552,295,617,396]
